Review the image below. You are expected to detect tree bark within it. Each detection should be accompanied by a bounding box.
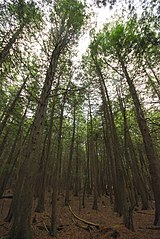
[0,25,24,67]
[50,80,70,236]
[6,42,63,239]
[35,80,60,213]
[0,76,28,136]
[65,102,76,205]
[88,98,98,210]
[117,89,149,210]
[0,100,29,198]
[120,58,160,225]
[92,55,125,215]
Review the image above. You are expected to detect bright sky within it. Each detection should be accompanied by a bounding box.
[75,2,113,60]
[74,0,144,61]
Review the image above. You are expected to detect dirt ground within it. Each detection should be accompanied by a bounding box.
[0,192,160,239]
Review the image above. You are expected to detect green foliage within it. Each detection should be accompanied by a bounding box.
[7,0,42,28]
[90,14,159,64]
[54,0,86,32]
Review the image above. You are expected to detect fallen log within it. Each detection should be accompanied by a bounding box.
[68,204,100,229]
[0,223,6,227]
[136,211,154,216]
[146,226,160,230]
[0,195,13,199]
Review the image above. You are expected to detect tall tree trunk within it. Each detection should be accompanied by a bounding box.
[92,55,125,215]
[120,58,160,225]
[35,80,60,213]
[6,43,63,239]
[65,103,76,205]
[0,25,24,67]
[143,67,160,102]
[117,89,149,209]
[0,100,29,198]
[74,139,79,197]
[0,126,10,161]
[0,76,28,136]
[102,119,113,203]
[50,81,70,237]
[146,60,160,86]
[88,98,98,210]
[86,121,91,195]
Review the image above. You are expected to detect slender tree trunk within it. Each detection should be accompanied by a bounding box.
[117,89,149,209]
[50,116,63,237]
[74,140,79,197]
[102,116,113,203]
[86,123,91,195]
[0,100,29,198]
[92,55,125,215]
[6,43,63,239]
[0,126,10,161]
[50,81,70,236]
[88,98,98,210]
[65,103,76,205]
[120,58,160,225]
[146,60,160,86]
[0,25,24,67]
[143,67,160,102]
[35,80,60,213]
[0,76,28,136]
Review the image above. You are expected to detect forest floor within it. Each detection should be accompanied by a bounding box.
[0,191,160,239]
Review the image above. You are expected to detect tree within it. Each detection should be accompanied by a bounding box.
[0,0,42,68]
[89,16,160,225]
[5,0,86,238]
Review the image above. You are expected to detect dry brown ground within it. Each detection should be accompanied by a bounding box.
[0,192,160,239]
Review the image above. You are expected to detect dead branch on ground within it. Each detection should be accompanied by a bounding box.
[136,211,154,216]
[146,226,160,230]
[68,204,100,229]
[72,218,94,232]
[43,220,49,232]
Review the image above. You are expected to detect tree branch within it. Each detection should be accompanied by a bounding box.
[68,204,100,229]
